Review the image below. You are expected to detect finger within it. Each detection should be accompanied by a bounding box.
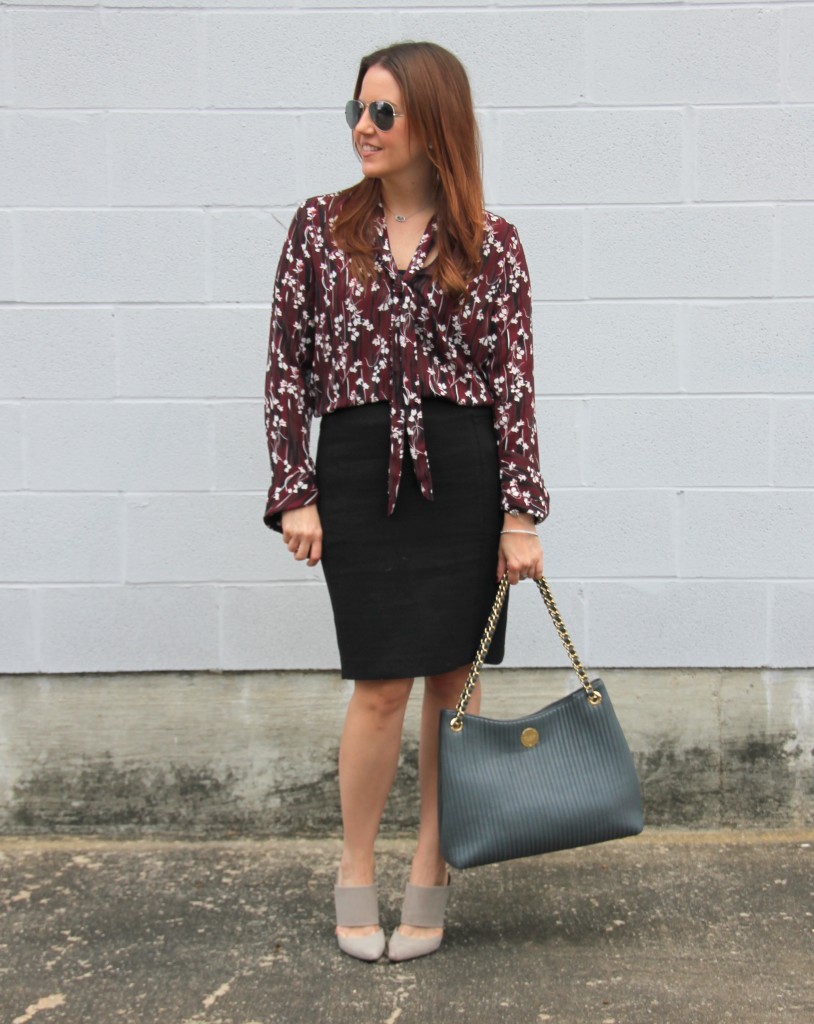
[294,538,311,561]
[496,551,507,582]
[308,535,323,566]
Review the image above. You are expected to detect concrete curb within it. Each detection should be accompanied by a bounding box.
[2,668,813,836]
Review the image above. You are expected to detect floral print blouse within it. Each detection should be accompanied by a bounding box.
[263,192,550,531]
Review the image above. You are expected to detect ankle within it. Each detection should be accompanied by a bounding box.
[408,855,448,888]
[338,852,376,887]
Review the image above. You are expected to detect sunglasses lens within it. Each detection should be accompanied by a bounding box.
[345,100,363,130]
[371,101,395,131]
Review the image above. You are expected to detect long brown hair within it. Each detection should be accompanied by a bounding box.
[330,41,484,301]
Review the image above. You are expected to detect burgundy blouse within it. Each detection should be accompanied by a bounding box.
[263,192,550,531]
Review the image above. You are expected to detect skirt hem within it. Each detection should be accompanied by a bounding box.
[337,645,505,682]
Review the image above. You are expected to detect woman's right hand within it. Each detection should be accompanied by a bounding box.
[281,505,323,567]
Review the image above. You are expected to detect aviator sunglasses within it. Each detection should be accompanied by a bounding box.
[345,99,405,132]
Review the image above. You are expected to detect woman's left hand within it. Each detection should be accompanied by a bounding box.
[497,512,543,585]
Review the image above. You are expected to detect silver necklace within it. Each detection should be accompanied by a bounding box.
[385,202,434,224]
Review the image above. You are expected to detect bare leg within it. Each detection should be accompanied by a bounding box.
[397,663,482,941]
[336,677,414,938]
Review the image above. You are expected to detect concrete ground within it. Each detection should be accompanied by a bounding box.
[0,830,811,1024]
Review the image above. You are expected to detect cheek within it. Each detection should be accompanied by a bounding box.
[391,125,416,157]
[404,136,427,164]
[401,128,430,164]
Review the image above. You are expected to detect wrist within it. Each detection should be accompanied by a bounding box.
[503,509,536,528]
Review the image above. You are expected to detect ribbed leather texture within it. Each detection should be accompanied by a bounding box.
[438,678,643,869]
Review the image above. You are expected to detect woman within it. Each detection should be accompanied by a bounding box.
[263,41,549,962]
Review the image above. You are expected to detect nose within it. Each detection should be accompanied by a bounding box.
[355,106,376,133]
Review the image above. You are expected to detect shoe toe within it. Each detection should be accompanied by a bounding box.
[386,926,443,962]
[337,927,386,962]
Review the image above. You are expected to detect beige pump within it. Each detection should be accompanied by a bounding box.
[334,878,386,962]
[387,874,452,962]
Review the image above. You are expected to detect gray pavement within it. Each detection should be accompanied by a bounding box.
[0,830,812,1024]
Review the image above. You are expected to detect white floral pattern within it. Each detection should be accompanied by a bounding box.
[263,192,550,531]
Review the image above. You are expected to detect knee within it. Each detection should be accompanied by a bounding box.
[352,679,412,721]
[425,665,471,705]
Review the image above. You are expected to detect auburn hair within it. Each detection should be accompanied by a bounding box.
[330,41,485,301]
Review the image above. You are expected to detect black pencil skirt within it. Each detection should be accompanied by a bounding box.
[315,396,509,680]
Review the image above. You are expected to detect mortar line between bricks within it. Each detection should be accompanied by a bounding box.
[8,393,814,400]
[4,575,814,586]
[4,100,814,113]
[5,395,814,402]
[4,296,814,305]
[4,201,814,212]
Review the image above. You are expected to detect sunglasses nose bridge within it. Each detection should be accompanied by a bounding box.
[358,108,375,131]
[355,104,378,133]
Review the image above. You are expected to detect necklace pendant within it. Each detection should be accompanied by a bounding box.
[394,214,407,223]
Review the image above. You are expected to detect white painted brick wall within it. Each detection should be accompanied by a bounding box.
[1,1,812,674]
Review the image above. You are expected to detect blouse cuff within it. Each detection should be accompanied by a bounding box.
[499,468,550,525]
[263,486,319,533]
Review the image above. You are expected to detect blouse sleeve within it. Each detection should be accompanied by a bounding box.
[486,223,551,524]
[262,202,319,533]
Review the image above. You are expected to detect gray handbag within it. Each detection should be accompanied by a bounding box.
[438,574,644,869]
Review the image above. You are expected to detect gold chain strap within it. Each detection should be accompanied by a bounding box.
[449,573,601,732]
